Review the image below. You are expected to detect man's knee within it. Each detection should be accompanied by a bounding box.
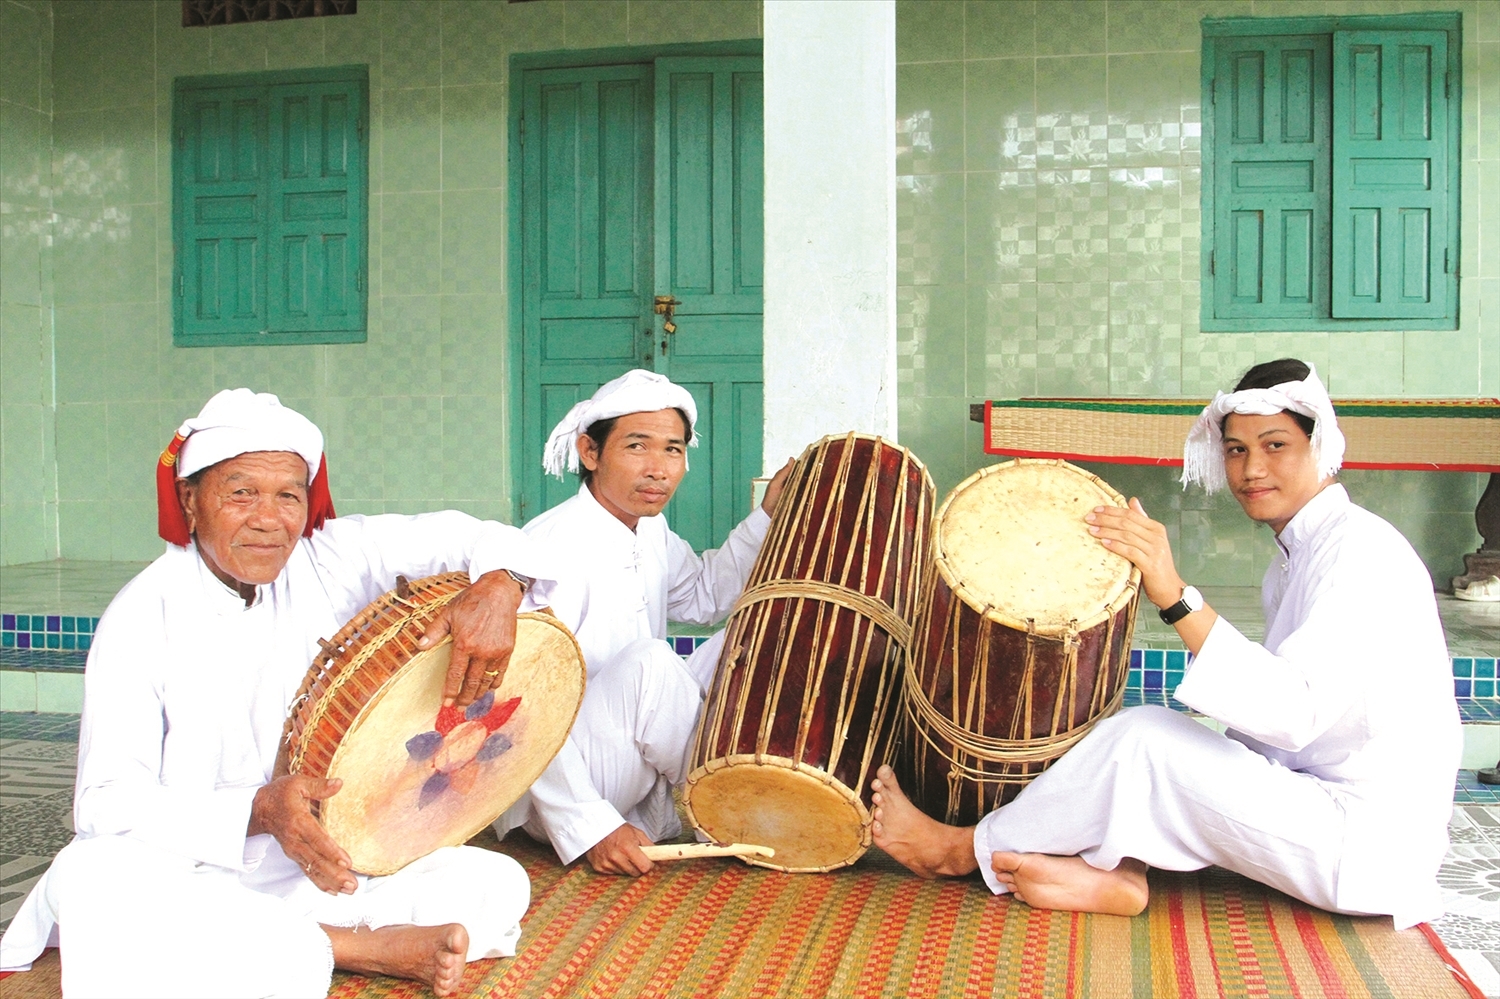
[1085,706,1226,772]
[47,836,182,913]
[591,639,698,710]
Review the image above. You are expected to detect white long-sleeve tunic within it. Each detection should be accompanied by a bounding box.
[510,485,771,860]
[1172,483,1461,922]
[0,512,554,978]
[524,484,771,677]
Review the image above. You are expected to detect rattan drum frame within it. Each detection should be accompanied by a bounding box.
[902,458,1141,825]
[685,433,934,873]
[284,572,584,875]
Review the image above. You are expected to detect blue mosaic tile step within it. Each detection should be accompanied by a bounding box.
[669,635,713,657]
[1454,769,1500,805]
[1123,650,1499,707]
[1,613,98,651]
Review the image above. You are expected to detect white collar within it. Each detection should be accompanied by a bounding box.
[574,482,653,541]
[189,539,267,610]
[1275,483,1349,557]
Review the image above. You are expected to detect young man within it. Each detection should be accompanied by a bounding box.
[871,359,1461,929]
[0,389,553,998]
[496,369,792,875]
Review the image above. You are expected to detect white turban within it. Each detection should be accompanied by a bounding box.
[1181,364,1344,494]
[542,369,698,479]
[177,388,324,480]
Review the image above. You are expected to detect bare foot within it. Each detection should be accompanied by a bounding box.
[870,765,978,878]
[325,922,470,996]
[991,852,1148,916]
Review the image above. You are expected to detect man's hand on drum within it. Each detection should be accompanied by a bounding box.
[249,775,357,894]
[1084,498,1185,608]
[585,822,656,877]
[761,459,795,515]
[420,568,526,708]
[1086,498,1218,653]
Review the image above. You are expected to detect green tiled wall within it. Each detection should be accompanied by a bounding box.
[2,0,1493,588]
[895,0,1498,585]
[0,0,56,565]
[16,0,759,563]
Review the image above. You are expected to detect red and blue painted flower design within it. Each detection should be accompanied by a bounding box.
[405,691,522,809]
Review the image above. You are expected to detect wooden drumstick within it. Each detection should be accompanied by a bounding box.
[639,842,775,862]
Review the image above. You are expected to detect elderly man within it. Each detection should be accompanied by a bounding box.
[496,370,791,876]
[0,389,553,998]
[871,359,1461,930]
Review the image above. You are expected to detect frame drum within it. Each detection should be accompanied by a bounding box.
[285,573,585,875]
[685,434,934,872]
[900,459,1140,826]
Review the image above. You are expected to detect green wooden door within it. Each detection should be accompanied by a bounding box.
[651,57,764,550]
[520,65,656,521]
[518,58,764,551]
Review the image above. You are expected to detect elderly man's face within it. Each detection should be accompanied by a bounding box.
[176,451,310,588]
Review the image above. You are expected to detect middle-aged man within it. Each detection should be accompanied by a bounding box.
[494,369,792,876]
[870,359,1461,930]
[0,389,555,998]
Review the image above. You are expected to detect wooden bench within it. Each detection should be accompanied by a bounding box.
[969,397,1500,591]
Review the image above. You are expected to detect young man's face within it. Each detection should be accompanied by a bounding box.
[578,408,689,529]
[1222,411,1326,534]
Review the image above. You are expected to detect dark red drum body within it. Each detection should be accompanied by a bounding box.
[684,434,934,872]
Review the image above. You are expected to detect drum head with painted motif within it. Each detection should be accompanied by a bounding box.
[320,613,584,875]
[936,459,1137,637]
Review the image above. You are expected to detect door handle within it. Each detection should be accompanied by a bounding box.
[654,296,680,336]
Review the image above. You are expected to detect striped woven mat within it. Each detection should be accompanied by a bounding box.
[324,830,1475,999]
[980,397,1500,472]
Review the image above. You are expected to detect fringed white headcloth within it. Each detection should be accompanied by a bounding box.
[542,369,699,479]
[1181,364,1345,494]
[158,388,334,546]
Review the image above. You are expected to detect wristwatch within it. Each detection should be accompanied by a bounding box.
[503,568,533,593]
[1158,585,1203,625]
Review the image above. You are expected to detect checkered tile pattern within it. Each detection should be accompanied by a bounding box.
[1,614,98,652]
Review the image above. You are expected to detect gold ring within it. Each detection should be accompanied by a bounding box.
[483,669,501,677]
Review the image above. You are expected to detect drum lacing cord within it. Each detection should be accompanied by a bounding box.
[286,589,463,772]
[731,580,912,649]
[901,641,1126,773]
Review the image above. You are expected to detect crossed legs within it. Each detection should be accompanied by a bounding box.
[873,706,1345,917]
[870,766,1148,916]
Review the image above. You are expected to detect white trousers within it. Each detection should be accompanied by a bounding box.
[497,632,722,862]
[973,705,1350,913]
[0,837,529,999]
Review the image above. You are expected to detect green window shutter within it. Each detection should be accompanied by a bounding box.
[1210,34,1331,322]
[1331,29,1451,320]
[266,77,367,334]
[173,67,368,346]
[176,85,269,340]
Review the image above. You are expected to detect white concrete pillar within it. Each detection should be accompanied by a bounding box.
[761,0,897,469]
